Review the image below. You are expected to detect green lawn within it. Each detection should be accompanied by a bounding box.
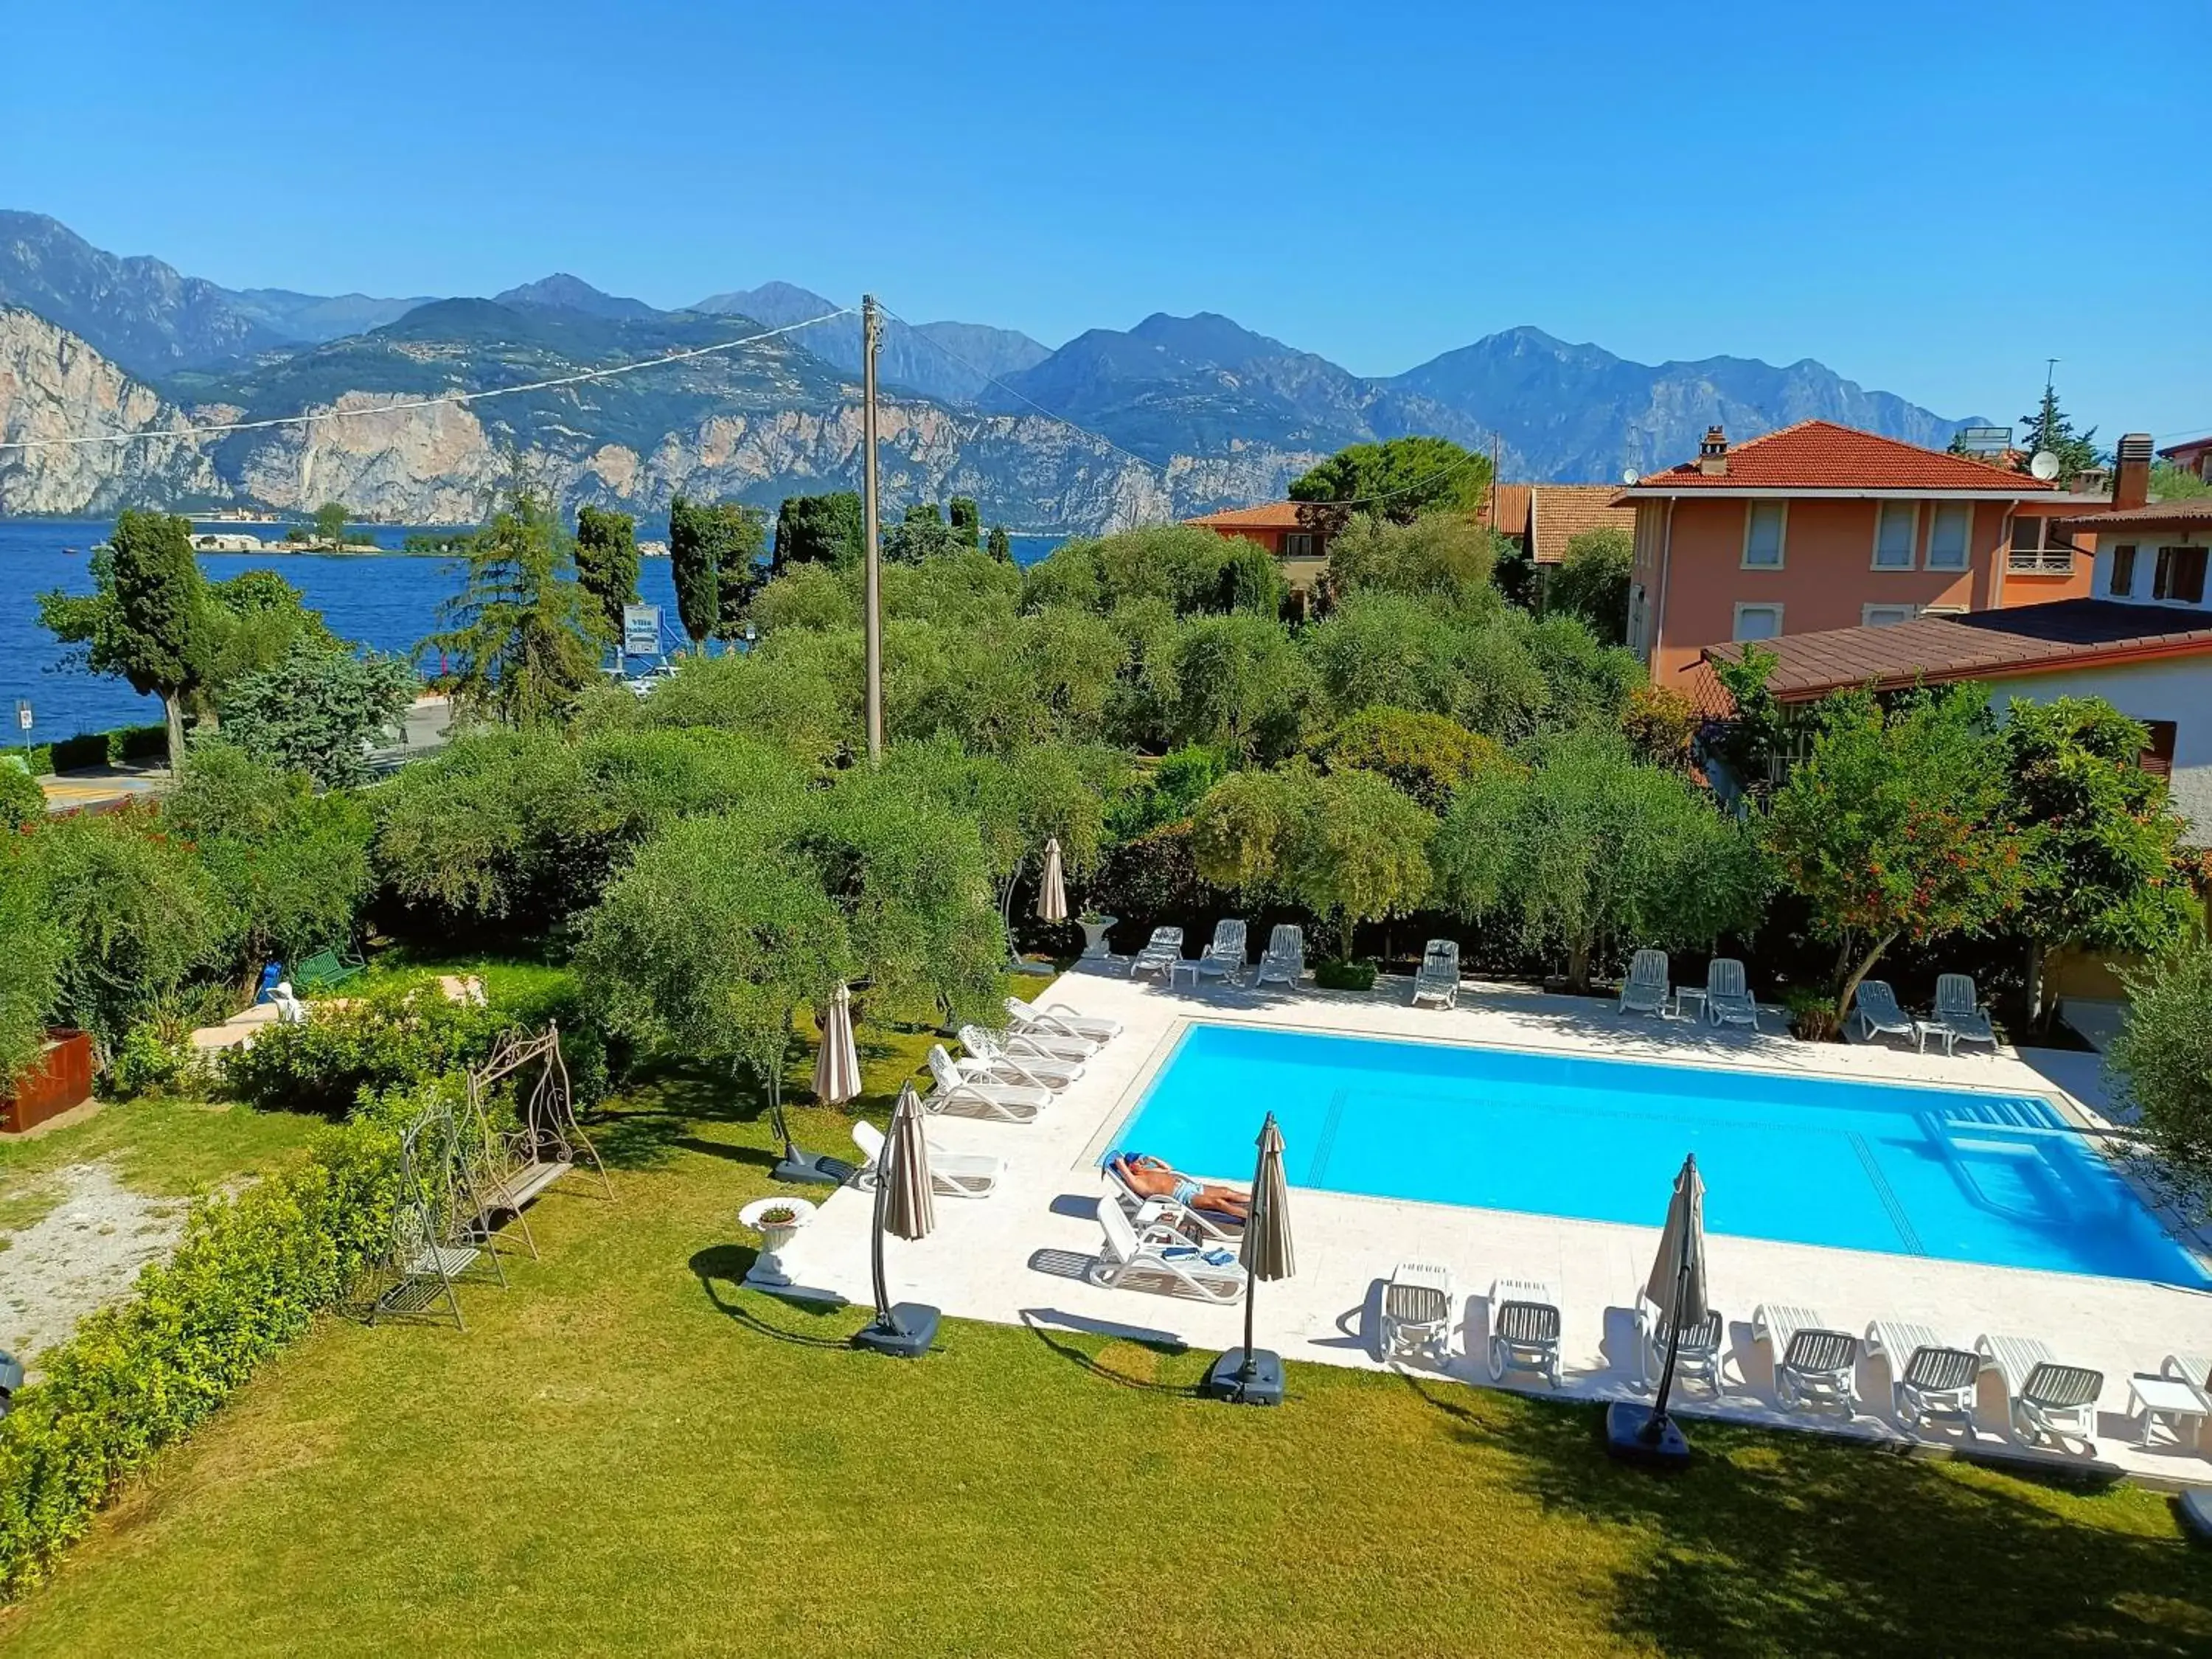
[4,1034,2212,1655]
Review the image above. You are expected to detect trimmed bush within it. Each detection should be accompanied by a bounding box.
[111,723,169,762]
[223,982,503,1116]
[46,733,110,773]
[0,1108,403,1597]
[0,746,55,778]
[1314,958,1379,991]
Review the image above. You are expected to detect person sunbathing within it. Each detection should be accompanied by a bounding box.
[1109,1153,1249,1222]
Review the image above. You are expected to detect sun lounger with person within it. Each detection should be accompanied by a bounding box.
[1107,1153,1251,1224]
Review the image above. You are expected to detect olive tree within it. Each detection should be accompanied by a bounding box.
[1432,730,1764,992]
[2109,944,2212,1216]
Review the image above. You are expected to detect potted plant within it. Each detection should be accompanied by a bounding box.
[740,1195,816,1287]
[1076,910,1119,959]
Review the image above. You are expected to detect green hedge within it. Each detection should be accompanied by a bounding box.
[0,745,54,777]
[46,733,112,773]
[7,723,173,776]
[0,1108,402,1599]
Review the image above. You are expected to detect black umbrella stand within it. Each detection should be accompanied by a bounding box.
[1604,1246,1694,1470]
[765,1057,855,1187]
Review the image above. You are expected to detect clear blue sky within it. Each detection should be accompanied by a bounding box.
[5,0,2205,440]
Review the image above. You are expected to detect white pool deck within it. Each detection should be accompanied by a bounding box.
[767,962,2212,1483]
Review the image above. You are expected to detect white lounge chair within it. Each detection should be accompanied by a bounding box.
[1850,981,1918,1046]
[1618,949,1670,1018]
[1128,926,1184,981]
[1380,1262,1455,1367]
[1930,974,1997,1054]
[1636,1293,1724,1395]
[1753,1303,1859,1414]
[1705,959,1759,1030]
[1486,1279,1561,1386]
[1087,1198,1245,1303]
[2163,1352,2212,1397]
[1977,1333,2103,1450]
[957,1024,1082,1091]
[1412,939,1461,1010]
[1102,1159,1239,1243]
[1863,1319,1977,1430]
[989,1018,1094,1063]
[852,1119,1001,1200]
[923,1046,1048,1122]
[1196,919,1248,984]
[1005,995,1122,1046]
[1252,923,1305,989]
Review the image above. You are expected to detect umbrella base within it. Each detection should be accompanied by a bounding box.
[1604,1402,1692,1468]
[1206,1348,1284,1405]
[852,1303,939,1358]
[774,1150,857,1186]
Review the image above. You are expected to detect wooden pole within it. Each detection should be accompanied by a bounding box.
[862,293,884,765]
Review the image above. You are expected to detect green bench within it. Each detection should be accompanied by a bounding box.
[293,947,366,993]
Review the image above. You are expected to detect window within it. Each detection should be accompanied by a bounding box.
[2109,544,2138,598]
[1733,603,1783,641]
[2008,516,2075,574]
[1926,502,1972,571]
[1862,604,1916,627]
[2153,546,2208,605]
[1743,501,1787,568]
[2140,720,2177,779]
[1872,501,1918,568]
[1281,532,1314,559]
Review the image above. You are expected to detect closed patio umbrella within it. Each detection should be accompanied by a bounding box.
[1207,1112,1293,1405]
[773,984,862,1187]
[853,1081,940,1357]
[1036,837,1068,925]
[1607,1152,1706,1467]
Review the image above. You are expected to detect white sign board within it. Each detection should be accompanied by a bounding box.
[14,701,29,732]
[622,604,661,657]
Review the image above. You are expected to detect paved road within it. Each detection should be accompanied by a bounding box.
[38,695,452,813]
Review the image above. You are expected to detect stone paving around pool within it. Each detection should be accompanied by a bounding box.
[765,963,2212,1482]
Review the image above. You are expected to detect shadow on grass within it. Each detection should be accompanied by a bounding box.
[1465,1388,2212,1658]
[1018,1307,1198,1396]
[592,1068,772,1172]
[690,1245,857,1349]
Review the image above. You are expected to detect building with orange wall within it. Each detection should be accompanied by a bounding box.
[1182,501,1330,597]
[1615,421,2116,686]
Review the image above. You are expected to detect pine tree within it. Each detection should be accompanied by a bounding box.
[949,496,981,549]
[573,504,639,643]
[36,509,208,768]
[667,495,720,651]
[986,524,1012,562]
[2020,381,2103,481]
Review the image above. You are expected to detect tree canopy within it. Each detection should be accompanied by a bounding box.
[2109,943,2212,1216]
[1547,526,1633,646]
[1289,437,1492,524]
[425,487,605,728]
[772,491,864,571]
[210,639,416,788]
[38,509,206,765]
[574,504,641,642]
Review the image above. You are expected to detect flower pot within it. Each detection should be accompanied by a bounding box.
[740,1196,817,1288]
[1077,914,1119,959]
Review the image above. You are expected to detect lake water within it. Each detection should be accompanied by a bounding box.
[0,518,1062,741]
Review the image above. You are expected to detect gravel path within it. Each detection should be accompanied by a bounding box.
[0,1162,184,1380]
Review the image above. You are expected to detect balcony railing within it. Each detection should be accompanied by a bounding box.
[2008,547,2075,574]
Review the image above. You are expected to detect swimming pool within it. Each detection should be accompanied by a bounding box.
[1110,1023,2208,1287]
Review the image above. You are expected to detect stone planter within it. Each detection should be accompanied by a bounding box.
[1077,914,1119,959]
[740,1196,817,1288]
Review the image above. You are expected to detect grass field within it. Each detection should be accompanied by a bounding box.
[4,1017,2211,1657]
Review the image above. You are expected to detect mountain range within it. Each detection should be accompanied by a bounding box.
[0,210,1985,529]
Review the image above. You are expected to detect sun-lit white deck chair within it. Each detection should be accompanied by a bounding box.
[1128,926,1185,981]
[957,1023,1082,1091]
[1195,918,1249,984]
[1618,949,1671,1018]
[1486,1279,1561,1386]
[1253,923,1306,990]
[1004,995,1121,1047]
[852,1118,1001,1200]
[1705,958,1760,1030]
[1932,974,1997,1053]
[1380,1261,1456,1367]
[1635,1293,1725,1395]
[2163,1353,2212,1397]
[1850,981,1918,1046]
[1977,1333,2104,1450]
[1863,1318,1978,1430]
[1086,1197,1245,1303]
[1102,1159,1239,1243]
[990,1012,1095,1063]
[923,1045,1048,1122]
[1412,939,1461,1010]
[1753,1303,1859,1413]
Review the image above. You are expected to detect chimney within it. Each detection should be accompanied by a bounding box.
[1698,425,1729,476]
[2114,432,2153,511]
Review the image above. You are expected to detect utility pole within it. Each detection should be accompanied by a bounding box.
[862,293,883,765]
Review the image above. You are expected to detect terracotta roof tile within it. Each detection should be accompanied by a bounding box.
[1623,420,2056,494]
[1185,501,1305,530]
[1702,599,2212,703]
[1484,483,1531,539]
[1529,484,1638,565]
[2054,499,2212,532]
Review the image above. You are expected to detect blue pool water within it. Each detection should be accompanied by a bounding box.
[1112,1025,2208,1287]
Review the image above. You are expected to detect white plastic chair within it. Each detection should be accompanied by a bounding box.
[1004,995,1121,1046]
[1087,1199,1245,1303]
[1486,1279,1561,1386]
[1618,950,1670,1018]
[1127,927,1184,981]
[1196,919,1249,984]
[1705,959,1759,1029]
[852,1119,1000,1199]
[922,1046,1048,1122]
[1381,1262,1456,1367]
[1253,924,1306,989]
[957,1024,1082,1091]
[1932,974,1997,1052]
[1412,940,1461,1010]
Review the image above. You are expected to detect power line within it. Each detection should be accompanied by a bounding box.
[0,309,853,453]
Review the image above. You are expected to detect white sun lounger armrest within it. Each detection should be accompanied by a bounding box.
[1752,1304,1822,1352]
[1863,1320,1950,1363]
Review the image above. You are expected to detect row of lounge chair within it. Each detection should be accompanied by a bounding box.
[1617,950,1760,1028]
[1375,1267,2130,1453]
[1125,921,1469,1010]
[1619,951,2000,1052]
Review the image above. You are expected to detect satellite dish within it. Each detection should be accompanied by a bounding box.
[2029,450,2062,481]
[1621,467,1641,485]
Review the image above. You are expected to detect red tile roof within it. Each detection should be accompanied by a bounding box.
[1700,599,2212,704]
[1621,420,2056,495]
[2160,434,2212,462]
[1529,484,1637,565]
[1484,483,1532,540]
[1185,501,1305,530]
[2054,499,2212,532]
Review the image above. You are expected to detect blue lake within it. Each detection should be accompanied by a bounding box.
[0,518,1062,740]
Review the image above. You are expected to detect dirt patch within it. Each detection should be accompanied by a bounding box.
[0,1161,185,1380]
